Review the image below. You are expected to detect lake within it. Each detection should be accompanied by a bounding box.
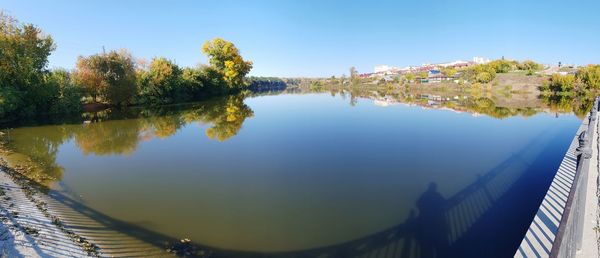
[0,91,585,257]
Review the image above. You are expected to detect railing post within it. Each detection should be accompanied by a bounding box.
[576,131,591,160]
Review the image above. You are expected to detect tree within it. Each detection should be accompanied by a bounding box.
[45,69,83,114]
[202,38,252,88]
[405,73,416,82]
[74,55,105,102]
[181,67,206,98]
[467,64,497,83]
[349,67,360,86]
[0,12,56,118]
[74,49,137,106]
[138,57,183,104]
[441,67,457,78]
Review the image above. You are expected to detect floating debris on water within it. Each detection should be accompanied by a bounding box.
[166,238,213,257]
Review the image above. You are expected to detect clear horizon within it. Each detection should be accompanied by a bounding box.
[1,0,599,77]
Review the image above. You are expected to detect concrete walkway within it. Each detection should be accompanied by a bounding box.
[580,114,600,257]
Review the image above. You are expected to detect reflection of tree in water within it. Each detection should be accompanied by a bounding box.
[541,94,594,119]
[1,126,72,184]
[145,115,184,139]
[197,95,254,141]
[464,97,539,119]
[1,94,254,183]
[75,119,143,156]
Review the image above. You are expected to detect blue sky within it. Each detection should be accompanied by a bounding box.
[1,0,599,77]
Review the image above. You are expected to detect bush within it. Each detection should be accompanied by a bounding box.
[0,87,22,118]
[463,63,497,83]
[476,72,493,83]
[45,69,83,114]
[519,60,543,71]
[577,65,600,90]
[489,60,515,73]
[549,74,576,92]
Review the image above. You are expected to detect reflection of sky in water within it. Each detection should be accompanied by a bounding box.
[15,93,581,255]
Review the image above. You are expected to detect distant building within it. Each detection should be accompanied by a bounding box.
[374,65,393,73]
[373,57,484,77]
[473,56,490,64]
[428,70,452,83]
[438,60,471,68]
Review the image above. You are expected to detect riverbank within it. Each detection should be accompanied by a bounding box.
[0,164,95,257]
[0,156,176,257]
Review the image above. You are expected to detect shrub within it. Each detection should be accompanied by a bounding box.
[45,69,83,114]
[577,65,600,90]
[549,74,576,92]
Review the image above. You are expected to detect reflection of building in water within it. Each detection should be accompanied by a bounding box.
[373,96,402,107]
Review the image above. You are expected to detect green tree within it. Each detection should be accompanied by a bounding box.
[0,12,56,118]
[138,57,183,104]
[45,69,83,114]
[181,67,206,98]
[202,38,253,88]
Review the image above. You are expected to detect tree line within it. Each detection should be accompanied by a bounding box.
[0,12,253,121]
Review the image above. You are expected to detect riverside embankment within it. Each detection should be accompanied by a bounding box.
[516,98,600,258]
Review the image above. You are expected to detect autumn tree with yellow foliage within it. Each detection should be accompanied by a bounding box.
[202,38,253,88]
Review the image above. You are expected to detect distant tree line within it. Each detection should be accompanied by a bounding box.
[246,77,288,92]
[0,12,254,121]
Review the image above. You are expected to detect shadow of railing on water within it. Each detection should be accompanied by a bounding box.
[266,129,558,258]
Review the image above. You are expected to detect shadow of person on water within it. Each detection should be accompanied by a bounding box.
[416,182,449,258]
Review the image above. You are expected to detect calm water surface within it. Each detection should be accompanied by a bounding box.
[1,93,583,257]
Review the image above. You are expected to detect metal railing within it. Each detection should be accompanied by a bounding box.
[550,97,599,258]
